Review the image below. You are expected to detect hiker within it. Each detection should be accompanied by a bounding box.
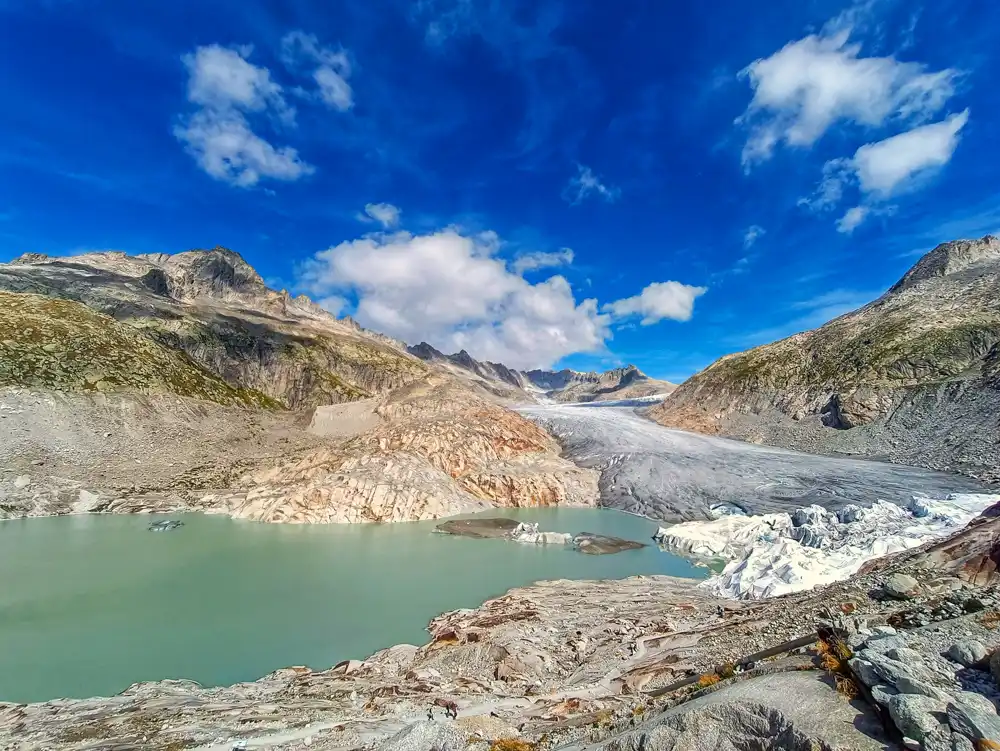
[427,707,434,720]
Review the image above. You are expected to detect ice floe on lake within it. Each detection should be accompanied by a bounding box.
[655,493,1000,599]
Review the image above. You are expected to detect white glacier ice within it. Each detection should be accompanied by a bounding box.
[656,493,1000,600]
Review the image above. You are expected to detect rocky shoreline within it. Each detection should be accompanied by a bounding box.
[4,502,999,750]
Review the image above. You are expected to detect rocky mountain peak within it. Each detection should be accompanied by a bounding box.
[891,235,1000,293]
[155,246,267,301]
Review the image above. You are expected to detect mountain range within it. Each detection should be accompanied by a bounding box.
[406,341,676,403]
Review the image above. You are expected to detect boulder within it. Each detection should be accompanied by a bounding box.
[990,649,1000,689]
[946,641,988,668]
[886,694,945,742]
[572,533,645,555]
[884,573,920,600]
[946,699,1000,745]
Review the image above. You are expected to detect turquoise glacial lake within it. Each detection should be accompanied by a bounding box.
[0,508,704,702]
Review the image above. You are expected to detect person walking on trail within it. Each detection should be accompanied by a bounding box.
[427,707,434,721]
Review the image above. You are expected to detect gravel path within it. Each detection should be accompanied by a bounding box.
[518,404,987,521]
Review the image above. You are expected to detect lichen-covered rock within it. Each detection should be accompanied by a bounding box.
[947,641,988,668]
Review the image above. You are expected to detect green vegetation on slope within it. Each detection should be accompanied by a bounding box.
[0,291,279,408]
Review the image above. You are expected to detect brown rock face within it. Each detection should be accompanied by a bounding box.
[212,376,600,523]
[911,503,1000,586]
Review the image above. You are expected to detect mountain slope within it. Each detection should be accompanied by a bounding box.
[0,248,599,523]
[651,235,1000,481]
[0,248,425,408]
[406,342,676,403]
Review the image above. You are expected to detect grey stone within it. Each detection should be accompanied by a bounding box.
[873,625,897,636]
[870,682,899,706]
[887,647,925,664]
[885,573,920,600]
[948,639,989,668]
[863,634,910,655]
[894,674,951,702]
[990,650,1000,689]
[951,734,975,751]
[375,721,468,751]
[887,694,945,742]
[946,699,1000,744]
[850,657,883,688]
[922,724,954,751]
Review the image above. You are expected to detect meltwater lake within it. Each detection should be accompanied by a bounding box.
[0,508,704,702]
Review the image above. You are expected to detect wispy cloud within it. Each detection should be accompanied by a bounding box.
[281,31,354,112]
[742,224,765,248]
[357,202,401,228]
[562,164,620,205]
[511,247,574,273]
[174,44,313,187]
[737,22,960,168]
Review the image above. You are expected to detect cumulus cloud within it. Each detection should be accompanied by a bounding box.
[851,109,969,195]
[602,281,707,326]
[738,27,959,166]
[296,219,704,369]
[282,31,353,111]
[175,44,312,187]
[563,165,621,205]
[512,248,574,273]
[174,111,313,188]
[359,202,401,228]
[743,225,765,248]
[802,110,969,231]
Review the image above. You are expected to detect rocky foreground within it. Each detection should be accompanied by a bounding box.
[3,505,999,750]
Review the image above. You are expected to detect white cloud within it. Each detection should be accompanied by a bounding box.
[359,202,401,228]
[282,31,353,111]
[801,110,969,230]
[174,110,313,188]
[512,248,574,273]
[738,27,959,166]
[175,44,312,187]
[563,165,621,205]
[316,295,348,316]
[602,281,707,326]
[182,44,292,121]
[743,225,765,248]
[836,206,869,234]
[296,225,703,369]
[852,109,969,196]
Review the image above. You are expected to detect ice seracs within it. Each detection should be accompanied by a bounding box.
[656,493,1000,599]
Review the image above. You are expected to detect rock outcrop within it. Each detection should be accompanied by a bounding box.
[651,235,1000,480]
[407,342,676,403]
[208,376,599,523]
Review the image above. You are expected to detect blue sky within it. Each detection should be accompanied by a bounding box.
[1,0,998,380]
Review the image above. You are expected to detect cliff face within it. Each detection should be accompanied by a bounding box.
[651,235,1000,479]
[406,344,676,403]
[0,248,426,408]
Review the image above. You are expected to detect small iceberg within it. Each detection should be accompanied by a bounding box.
[148,520,184,532]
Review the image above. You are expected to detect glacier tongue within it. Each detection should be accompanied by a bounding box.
[656,493,1000,600]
